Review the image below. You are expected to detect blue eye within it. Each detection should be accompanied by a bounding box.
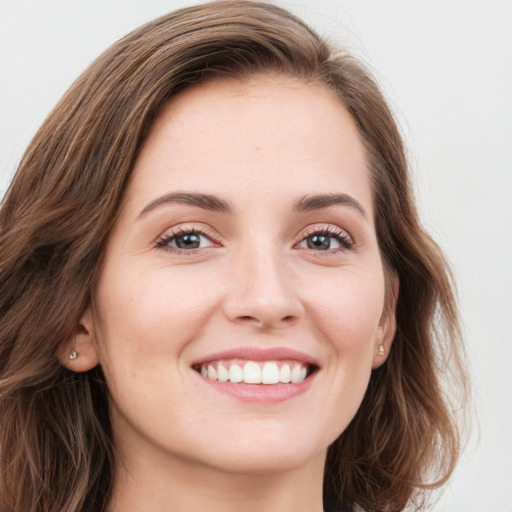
[298,228,353,251]
[172,232,203,249]
[157,229,214,252]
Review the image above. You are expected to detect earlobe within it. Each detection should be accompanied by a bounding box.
[57,308,100,372]
[372,275,399,369]
[372,316,396,369]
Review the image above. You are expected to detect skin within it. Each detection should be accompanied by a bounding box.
[62,74,396,512]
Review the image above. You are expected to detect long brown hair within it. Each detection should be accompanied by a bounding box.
[0,1,467,511]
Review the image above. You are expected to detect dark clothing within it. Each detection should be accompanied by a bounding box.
[323,493,353,512]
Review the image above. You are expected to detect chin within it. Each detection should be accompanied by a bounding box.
[186,423,332,476]
[210,446,325,476]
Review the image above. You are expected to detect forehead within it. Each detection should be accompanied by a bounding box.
[126,74,373,216]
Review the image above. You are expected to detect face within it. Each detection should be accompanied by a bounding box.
[72,75,395,476]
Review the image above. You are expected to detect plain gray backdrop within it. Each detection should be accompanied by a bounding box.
[1,1,511,510]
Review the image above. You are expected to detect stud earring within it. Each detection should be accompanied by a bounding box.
[69,351,78,360]
[379,345,385,356]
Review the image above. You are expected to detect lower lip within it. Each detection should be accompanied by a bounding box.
[195,372,316,402]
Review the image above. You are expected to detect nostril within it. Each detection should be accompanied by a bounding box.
[236,314,297,327]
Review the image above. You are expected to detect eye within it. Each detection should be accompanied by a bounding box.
[156,227,217,253]
[297,227,353,252]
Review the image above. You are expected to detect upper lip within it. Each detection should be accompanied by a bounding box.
[191,347,319,367]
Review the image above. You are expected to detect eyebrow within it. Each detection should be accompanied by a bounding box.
[292,193,368,219]
[138,192,235,218]
[138,191,367,219]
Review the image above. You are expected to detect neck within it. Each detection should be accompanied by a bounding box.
[107,440,326,512]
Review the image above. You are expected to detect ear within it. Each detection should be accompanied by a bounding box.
[372,276,399,369]
[57,307,100,372]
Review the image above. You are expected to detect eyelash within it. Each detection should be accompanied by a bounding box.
[297,225,354,253]
[156,226,219,254]
[155,224,355,255]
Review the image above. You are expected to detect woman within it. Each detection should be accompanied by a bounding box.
[0,1,467,511]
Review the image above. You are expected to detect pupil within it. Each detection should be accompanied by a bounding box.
[176,233,200,249]
[308,234,330,250]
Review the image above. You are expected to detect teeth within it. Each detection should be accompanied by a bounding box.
[261,362,280,384]
[290,365,303,383]
[217,364,229,382]
[199,360,310,385]
[280,364,291,383]
[229,364,243,383]
[207,365,217,380]
[243,362,261,384]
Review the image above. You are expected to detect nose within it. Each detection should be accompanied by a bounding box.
[223,246,304,330]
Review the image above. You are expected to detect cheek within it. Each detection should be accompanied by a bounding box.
[306,268,385,352]
[93,261,217,372]
[292,267,386,444]
[92,262,218,426]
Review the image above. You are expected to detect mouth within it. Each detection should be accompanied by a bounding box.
[191,347,320,399]
[192,359,318,385]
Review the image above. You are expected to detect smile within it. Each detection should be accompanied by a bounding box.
[191,347,319,401]
[195,360,311,384]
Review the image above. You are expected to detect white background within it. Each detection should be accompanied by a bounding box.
[1,1,511,510]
